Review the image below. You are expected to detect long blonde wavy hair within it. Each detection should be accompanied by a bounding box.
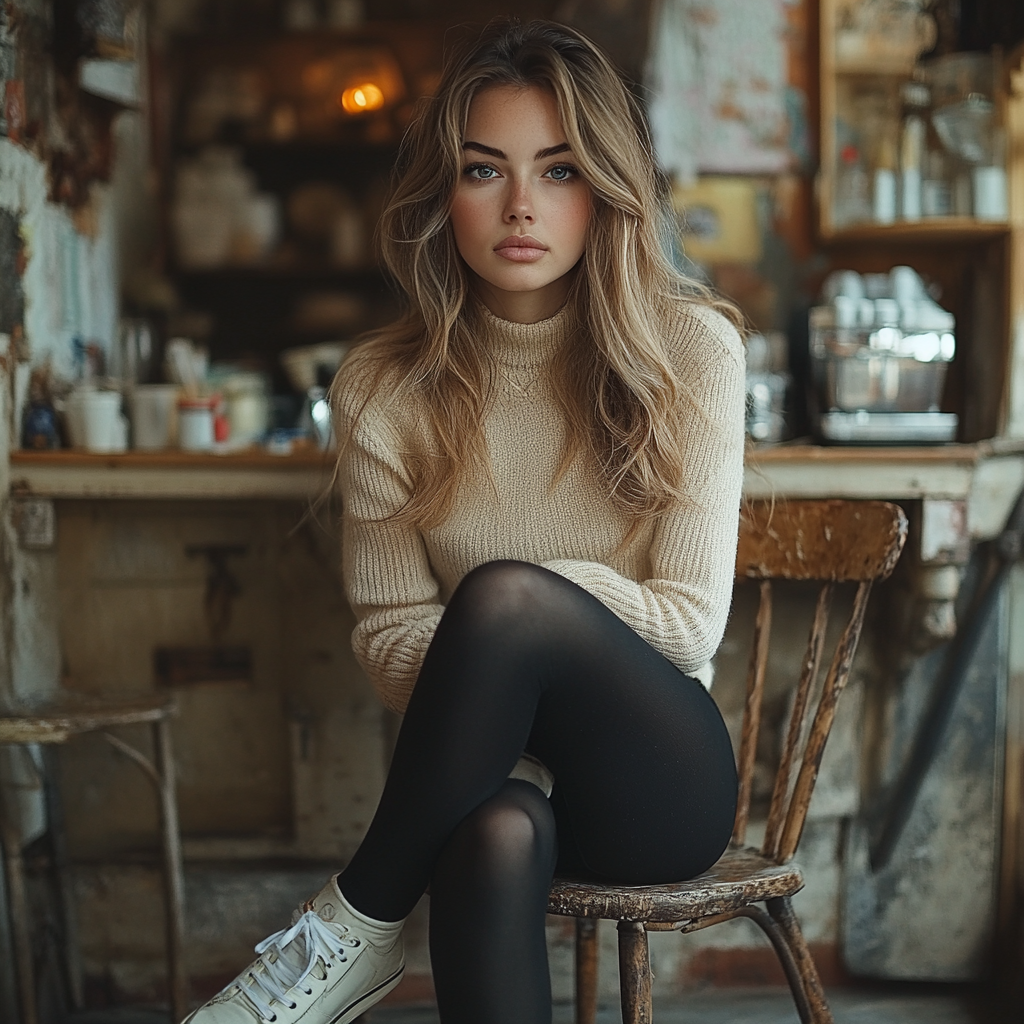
[332,18,742,529]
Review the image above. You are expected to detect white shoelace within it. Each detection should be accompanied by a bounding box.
[227,910,361,1022]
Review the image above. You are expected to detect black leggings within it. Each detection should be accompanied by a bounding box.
[337,560,737,1024]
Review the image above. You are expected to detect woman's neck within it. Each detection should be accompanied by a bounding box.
[470,270,574,324]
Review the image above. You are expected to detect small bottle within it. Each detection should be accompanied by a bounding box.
[899,82,929,221]
[873,135,897,225]
[922,150,952,217]
[834,144,871,226]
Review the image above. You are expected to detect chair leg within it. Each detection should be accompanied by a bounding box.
[0,810,39,1024]
[617,921,652,1024]
[153,719,189,1023]
[765,896,834,1024]
[575,918,599,1024]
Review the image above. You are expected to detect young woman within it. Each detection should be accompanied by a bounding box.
[186,19,745,1024]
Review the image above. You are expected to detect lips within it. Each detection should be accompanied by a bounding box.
[494,235,549,263]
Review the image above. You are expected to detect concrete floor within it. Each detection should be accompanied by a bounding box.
[67,984,1018,1024]
[367,986,1015,1024]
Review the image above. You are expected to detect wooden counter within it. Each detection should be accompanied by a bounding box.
[8,447,335,502]
[9,442,1024,539]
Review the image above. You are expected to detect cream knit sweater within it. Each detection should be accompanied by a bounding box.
[337,300,746,716]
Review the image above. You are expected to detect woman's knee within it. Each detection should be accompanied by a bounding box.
[444,782,557,879]
[451,560,573,632]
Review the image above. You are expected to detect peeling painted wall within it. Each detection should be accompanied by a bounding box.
[0,139,119,385]
[0,138,119,709]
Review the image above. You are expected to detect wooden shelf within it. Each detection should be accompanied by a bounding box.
[833,58,918,77]
[8,448,336,501]
[819,218,1011,245]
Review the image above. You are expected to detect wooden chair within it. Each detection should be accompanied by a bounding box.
[547,499,908,1024]
[0,694,188,1024]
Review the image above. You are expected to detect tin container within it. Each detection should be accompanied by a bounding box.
[178,396,217,451]
[809,305,955,415]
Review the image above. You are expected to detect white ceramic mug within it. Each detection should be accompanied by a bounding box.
[131,384,180,450]
[81,391,126,453]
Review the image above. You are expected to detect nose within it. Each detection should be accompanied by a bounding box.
[503,177,535,224]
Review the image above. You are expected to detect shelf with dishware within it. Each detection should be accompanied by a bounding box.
[819,2,1012,238]
[814,1,1024,447]
[819,216,1010,244]
[156,19,447,396]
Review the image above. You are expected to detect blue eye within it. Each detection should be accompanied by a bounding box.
[465,163,499,180]
[548,163,581,184]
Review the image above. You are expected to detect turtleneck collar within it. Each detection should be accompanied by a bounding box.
[478,302,573,370]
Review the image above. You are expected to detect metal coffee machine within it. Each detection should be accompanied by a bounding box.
[810,266,958,444]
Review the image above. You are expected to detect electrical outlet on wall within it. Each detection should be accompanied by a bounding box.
[13,497,56,550]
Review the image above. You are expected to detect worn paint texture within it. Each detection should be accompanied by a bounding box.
[845,579,1007,979]
[0,138,118,712]
[0,139,119,383]
[647,0,805,184]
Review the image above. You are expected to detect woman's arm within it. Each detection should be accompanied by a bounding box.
[339,394,445,714]
[541,306,746,679]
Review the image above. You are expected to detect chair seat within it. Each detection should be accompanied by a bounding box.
[0,693,175,745]
[547,845,804,924]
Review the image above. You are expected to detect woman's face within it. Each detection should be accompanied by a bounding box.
[450,84,592,323]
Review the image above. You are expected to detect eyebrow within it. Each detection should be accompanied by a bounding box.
[462,141,572,160]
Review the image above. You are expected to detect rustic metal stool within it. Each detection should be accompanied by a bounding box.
[0,694,187,1024]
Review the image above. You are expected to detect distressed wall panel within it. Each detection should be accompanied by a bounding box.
[54,501,386,860]
[844,589,1007,979]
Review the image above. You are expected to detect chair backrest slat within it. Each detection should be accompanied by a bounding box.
[731,500,907,864]
[761,581,833,861]
[737,499,906,582]
[731,580,772,848]
[776,579,872,862]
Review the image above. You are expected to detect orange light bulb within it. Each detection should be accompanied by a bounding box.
[339,82,385,114]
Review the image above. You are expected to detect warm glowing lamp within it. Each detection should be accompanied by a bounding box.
[339,82,385,114]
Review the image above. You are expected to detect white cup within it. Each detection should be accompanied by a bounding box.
[131,384,180,450]
[834,295,858,329]
[972,166,1008,220]
[81,391,125,453]
[64,388,91,448]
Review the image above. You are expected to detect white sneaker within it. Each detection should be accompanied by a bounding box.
[183,875,404,1024]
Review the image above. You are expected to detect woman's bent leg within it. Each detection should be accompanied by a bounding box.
[429,780,558,1024]
[338,560,737,920]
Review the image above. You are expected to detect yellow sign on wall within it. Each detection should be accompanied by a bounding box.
[671,177,763,265]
